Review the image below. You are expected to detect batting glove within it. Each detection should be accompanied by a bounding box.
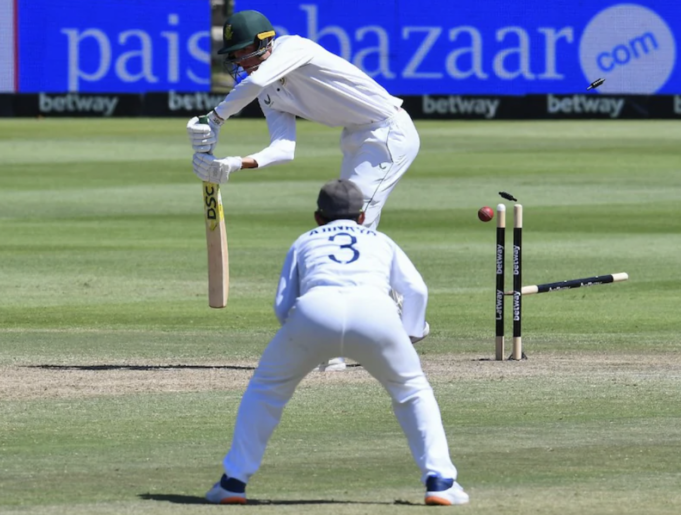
[192,153,242,184]
[187,111,224,153]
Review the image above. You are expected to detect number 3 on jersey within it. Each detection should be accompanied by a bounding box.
[328,232,360,264]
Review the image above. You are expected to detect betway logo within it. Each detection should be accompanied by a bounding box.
[39,93,119,116]
[547,94,624,118]
[423,95,500,119]
[169,92,224,112]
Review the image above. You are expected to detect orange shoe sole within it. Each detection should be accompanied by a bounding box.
[219,497,247,505]
[425,495,452,506]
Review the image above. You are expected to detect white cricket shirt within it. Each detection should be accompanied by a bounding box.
[274,220,427,338]
[213,35,404,167]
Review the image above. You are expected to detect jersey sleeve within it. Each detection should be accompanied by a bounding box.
[274,243,300,325]
[213,77,264,120]
[247,101,297,168]
[389,241,428,337]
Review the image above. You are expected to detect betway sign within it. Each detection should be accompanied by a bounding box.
[39,93,120,116]
[422,95,500,118]
[547,94,625,118]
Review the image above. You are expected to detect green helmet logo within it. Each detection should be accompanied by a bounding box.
[218,10,275,56]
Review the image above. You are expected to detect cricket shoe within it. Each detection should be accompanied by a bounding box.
[205,474,247,504]
[317,357,346,372]
[424,476,469,506]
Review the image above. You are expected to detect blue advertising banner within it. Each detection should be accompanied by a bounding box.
[17,0,211,93]
[236,0,680,95]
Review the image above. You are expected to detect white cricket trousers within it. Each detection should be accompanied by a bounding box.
[223,286,459,485]
[340,108,420,230]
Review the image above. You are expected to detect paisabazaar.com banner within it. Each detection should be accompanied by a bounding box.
[236,0,679,95]
[17,0,211,93]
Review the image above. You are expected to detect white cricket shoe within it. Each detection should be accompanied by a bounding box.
[205,474,247,504]
[424,476,470,506]
[317,357,346,372]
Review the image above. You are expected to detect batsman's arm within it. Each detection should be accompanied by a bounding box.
[212,79,263,121]
[240,157,259,169]
[246,105,296,168]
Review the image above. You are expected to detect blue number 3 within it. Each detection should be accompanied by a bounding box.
[328,232,360,264]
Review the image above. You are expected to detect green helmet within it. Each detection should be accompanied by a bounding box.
[218,10,275,57]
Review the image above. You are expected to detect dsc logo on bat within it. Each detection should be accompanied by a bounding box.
[203,183,224,231]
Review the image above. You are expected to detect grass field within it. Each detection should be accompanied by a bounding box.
[1,118,680,514]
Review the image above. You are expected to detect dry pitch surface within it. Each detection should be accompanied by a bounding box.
[2,352,679,402]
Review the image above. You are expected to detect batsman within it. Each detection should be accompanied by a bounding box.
[187,10,422,370]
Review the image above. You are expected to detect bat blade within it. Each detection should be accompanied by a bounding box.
[196,115,229,309]
[203,181,229,308]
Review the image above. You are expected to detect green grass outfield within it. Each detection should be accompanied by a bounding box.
[1,118,680,514]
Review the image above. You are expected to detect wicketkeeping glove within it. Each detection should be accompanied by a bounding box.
[187,111,224,153]
[192,153,242,184]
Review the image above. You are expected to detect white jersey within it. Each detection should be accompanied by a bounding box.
[274,219,427,337]
[213,35,403,167]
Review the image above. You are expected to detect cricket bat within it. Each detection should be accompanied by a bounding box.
[198,115,229,308]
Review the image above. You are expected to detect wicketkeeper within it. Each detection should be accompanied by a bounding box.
[205,179,469,507]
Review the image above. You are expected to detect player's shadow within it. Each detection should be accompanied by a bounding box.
[139,493,409,505]
[27,364,255,371]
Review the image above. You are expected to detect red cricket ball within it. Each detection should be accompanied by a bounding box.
[478,206,494,222]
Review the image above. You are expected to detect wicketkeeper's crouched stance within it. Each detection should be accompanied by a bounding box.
[205,180,469,506]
